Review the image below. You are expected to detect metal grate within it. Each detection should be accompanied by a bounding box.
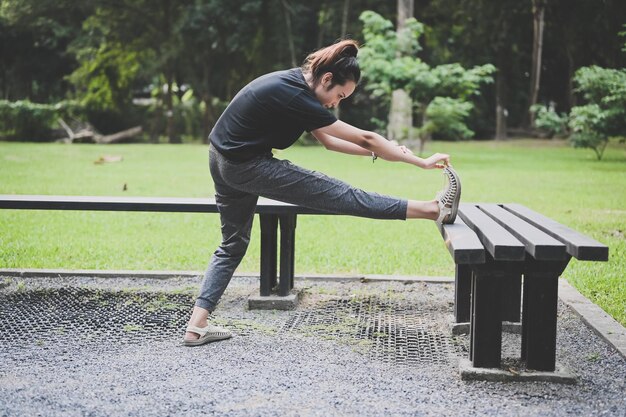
[0,287,466,367]
[0,288,195,348]
[282,297,464,365]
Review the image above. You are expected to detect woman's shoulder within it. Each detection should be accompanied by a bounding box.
[249,68,308,96]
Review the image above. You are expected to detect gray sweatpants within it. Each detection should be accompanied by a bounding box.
[195,146,408,312]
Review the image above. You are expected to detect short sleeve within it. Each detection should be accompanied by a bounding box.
[285,92,337,132]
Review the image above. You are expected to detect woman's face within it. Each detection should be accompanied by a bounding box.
[313,73,356,109]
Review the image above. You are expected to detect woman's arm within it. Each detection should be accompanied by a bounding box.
[312,120,450,169]
[311,130,372,156]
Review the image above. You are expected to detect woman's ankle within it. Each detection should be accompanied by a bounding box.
[189,306,211,325]
[406,199,439,220]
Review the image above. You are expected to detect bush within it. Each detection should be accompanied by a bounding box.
[423,97,474,140]
[531,103,569,138]
[359,11,494,143]
[568,104,610,160]
[568,66,626,160]
[0,100,84,141]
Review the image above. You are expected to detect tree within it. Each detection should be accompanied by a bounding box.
[387,0,414,143]
[568,65,626,160]
[179,0,263,142]
[66,0,191,142]
[412,0,532,139]
[0,0,91,101]
[67,24,147,113]
[3,0,624,144]
[546,0,626,113]
[359,11,494,153]
[527,0,546,128]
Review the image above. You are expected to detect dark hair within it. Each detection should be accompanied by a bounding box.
[302,39,361,87]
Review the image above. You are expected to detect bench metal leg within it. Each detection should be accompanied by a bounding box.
[521,274,529,361]
[522,272,558,371]
[469,270,476,361]
[455,264,471,323]
[521,257,570,371]
[470,270,503,368]
[278,214,297,297]
[259,214,278,296]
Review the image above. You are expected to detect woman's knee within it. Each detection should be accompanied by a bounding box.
[216,237,250,260]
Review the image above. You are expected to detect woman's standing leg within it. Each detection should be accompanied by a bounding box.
[185,154,259,341]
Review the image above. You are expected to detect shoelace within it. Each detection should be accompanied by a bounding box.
[440,168,458,205]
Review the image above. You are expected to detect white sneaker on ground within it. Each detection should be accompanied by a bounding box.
[181,322,232,347]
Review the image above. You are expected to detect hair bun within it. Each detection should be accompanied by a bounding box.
[302,39,361,85]
[339,41,359,58]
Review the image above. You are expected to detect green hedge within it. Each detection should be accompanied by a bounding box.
[0,100,84,141]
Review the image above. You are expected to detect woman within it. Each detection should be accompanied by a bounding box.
[182,39,460,346]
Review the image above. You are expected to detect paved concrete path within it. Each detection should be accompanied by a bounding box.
[0,276,624,417]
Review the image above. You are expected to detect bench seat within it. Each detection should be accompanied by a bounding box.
[0,194,329,215]
[0,194,329,298]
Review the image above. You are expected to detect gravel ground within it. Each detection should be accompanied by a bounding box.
[0,275,624,417]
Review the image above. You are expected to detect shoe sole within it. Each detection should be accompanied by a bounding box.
[443,166,461,224]
[181,333,232,347]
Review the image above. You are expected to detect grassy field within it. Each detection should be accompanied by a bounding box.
[1,140,624,325]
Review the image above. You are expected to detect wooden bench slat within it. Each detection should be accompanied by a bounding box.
[438,217,486,264]
[458,203,525,261]
[478,204,568,261]
[0,195,330,215]
[502,203,609,261]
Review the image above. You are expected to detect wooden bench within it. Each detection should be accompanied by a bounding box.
[0,194,330,299]
[2,195,609,372]
[439,202,608,372]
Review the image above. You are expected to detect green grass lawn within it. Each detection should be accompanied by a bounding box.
[1,139,625,325]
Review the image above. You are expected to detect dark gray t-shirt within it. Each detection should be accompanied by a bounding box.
[209,68,337,161]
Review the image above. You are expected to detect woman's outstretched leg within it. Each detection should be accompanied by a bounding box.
[216,152,452,222]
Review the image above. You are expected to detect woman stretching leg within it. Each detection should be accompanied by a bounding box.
[183,40,461,346]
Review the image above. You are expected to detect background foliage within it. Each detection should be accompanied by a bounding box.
[0,99,83,140]
[359,11,495,143]
[1,0,624,145]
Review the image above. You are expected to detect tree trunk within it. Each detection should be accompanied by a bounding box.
[96,126,143,144]
[528,0,546,128]
[281,0,297,68]
[1,66,6,100]
[161,0,179,144]
[388,90,413,142]
[387,0,414,143]
[565,45,575,110]
[419,108,429,156]
[201,94,211,145]
[495,44,509,141]
[201,64,213,144]
[165,72,180,144]
[334,0,351,120]
[341,0,350,37]
[316,7,327,49]
[149,98,161,144]
[397,0,414,25]
[495,70,508,140]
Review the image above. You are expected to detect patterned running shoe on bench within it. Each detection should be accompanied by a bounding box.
[436,166,461,224]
